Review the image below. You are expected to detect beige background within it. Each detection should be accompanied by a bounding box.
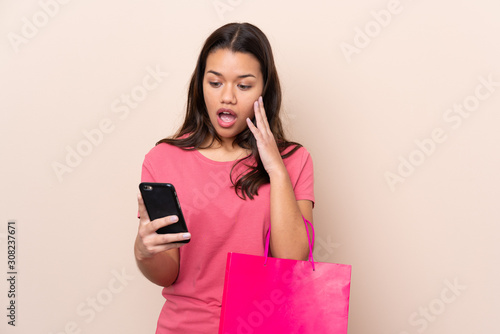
[1,0,499,333]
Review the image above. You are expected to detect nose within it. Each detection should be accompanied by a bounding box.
[221,85,236,104]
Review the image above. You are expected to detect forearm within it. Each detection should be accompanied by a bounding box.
[269,166,311,261]
[134,236,179,287]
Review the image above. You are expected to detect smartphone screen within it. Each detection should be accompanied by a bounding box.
[139,182,189,242]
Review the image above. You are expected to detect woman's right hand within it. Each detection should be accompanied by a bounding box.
[135,193,191,261]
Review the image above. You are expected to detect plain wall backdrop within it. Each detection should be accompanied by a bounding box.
[1,0,499,333]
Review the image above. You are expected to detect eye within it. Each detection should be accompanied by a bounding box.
[209,82,222,88]
[238,84,252,90]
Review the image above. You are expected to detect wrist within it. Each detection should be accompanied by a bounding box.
[268,164,289,181]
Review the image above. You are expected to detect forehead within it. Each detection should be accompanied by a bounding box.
[205,49,261,77]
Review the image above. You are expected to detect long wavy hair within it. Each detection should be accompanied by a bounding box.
[158,22,301,199]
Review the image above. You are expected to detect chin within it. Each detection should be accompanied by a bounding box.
[215,128,244,141]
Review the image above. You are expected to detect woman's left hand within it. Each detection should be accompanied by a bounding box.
[246,96,286,176]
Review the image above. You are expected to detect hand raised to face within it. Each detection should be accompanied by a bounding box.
[246,96,286,177]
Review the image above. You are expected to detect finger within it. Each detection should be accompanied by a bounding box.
[149,241,186,254]
[139,228,189,255]
[159,232,191,245]
[252,100,261,125]
[253,99,266,129]
[148,215,179,234]
[146,232,191,254]
[255,97,272,136]
[246,117,261,139]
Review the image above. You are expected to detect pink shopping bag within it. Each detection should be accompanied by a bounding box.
[218,219,351,334]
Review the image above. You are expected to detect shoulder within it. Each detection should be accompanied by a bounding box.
[282,145,313,180]
[141,142,199,182]
[143,143,196,172]
[282,145,312,166]
[145,142,190,159]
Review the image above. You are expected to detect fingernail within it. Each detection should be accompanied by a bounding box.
[259,96,263,103]
[169,216,178,222]
[182,233,191,239]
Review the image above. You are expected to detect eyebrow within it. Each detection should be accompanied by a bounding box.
[206,70,256,79]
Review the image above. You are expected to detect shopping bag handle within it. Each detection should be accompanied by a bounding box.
[264,216,316,271]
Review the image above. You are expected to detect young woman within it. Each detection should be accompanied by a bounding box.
[134,22,314,333]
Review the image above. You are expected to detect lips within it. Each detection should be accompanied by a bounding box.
[217,108,237,128]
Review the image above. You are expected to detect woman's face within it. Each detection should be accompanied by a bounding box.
[203,48,264,144]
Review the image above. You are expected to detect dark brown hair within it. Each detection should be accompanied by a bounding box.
[158,22,301,199]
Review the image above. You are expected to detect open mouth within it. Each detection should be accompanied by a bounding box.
[217,108,237,127]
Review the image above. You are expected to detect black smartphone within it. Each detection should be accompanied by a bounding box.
[139,182,189,242]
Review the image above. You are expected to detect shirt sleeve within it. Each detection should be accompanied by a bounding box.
[288,147,315,207]
[141,151,157,183]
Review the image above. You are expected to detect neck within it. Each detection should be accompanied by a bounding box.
[203,135,237,150]
[198,135,250,162]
